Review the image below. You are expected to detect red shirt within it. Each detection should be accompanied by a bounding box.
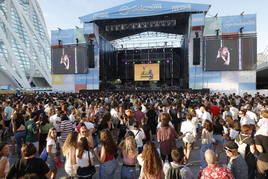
[210,105,220,118]
[199,164,234,179]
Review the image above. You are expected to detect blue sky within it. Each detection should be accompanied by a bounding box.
[38,0,267,52]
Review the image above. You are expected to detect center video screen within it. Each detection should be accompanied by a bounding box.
[204,37,256,71]
[134,63,160,81]
[51,45,88,74]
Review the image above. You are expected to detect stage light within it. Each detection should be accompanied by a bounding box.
[157,60,160,63]
[215,29,220,36]
[167,60,170,63]
[125,61,128,65]
[195,32,199,38]
[240,27,244,34]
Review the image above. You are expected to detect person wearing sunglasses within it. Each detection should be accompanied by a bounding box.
[224,141,248,179]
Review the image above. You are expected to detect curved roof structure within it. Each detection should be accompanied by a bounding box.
[0,0,51,88]
[79,0,210,23]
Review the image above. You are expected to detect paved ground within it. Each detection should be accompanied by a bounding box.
[5,135,227,179]
[55,139,227,179]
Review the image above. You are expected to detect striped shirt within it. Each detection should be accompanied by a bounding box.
[60,120,73,141]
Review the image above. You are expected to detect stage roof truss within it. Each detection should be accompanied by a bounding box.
[111,31,183,50]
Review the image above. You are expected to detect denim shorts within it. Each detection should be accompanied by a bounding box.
[47,155,56,170]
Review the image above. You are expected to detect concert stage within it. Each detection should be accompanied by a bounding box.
[50,0,257,93]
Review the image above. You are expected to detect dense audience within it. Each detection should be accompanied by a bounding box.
[0,91,267,178]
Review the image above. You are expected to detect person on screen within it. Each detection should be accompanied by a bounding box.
[148,69,153,80]
[216,47,230,65]
[60,54,70,70]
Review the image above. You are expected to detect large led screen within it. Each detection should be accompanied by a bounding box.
[52,45,88,74]
[134,64,160,81]
[204,37,256,71]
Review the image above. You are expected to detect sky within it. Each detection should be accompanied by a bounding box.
[38,0,268,53]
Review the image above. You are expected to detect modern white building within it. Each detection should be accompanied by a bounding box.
[0,0,51,88]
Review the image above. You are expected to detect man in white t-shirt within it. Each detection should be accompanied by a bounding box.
[230,103,239,120]
[49,109,61,135]
[200,106,212,125]
[246,105,258,123]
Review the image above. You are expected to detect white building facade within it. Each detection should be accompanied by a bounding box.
[0,0,51,88]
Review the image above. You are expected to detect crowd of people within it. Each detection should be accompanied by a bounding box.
[0,91,267,179]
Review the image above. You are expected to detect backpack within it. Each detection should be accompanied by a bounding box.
[166,164,183,179]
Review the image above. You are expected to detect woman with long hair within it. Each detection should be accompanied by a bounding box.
[137,141,164,179]
[78,125,94,149]
[157,113,179,162]
[38,113,53,154]
[76,137,95,179]
[6,143,49,179]
[120,136,138,179]
[200,120,215,168]
[62,131,79,178]
[12,111,26,156]
[95,130,118,179]
[0,143,10,178]
[46,128,60,179]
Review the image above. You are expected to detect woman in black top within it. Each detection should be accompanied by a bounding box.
[6,143,49,179]
[12,111,26,156]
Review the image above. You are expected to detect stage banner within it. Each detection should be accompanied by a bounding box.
[79,0,210,22]
[221,14,256,34]
[51,29,75,45]
[134,64,160,81]
[192,13,205,27]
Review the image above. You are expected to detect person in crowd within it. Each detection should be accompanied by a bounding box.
[25,113,39,151]
[38,113,54,154]
[131,121,145,154]
[200,105,212,125]
[62,131,79,178]
[12,112,25,156]
[212,118,224,156]
[78,124,94,149]
[141,117,151,144]
[224,141,248,179]
[239,110,255,127]
[137,141,164,179]
[0,143,10,178]
[246,105,258,124]
[198,149,234,179]
[46,128,61,179]
[157,113,179,162]
[120,136,138,179]
[76,137,95,179]
[49,107,62,137]
[6,143,49,179]
[146,105,158,141]
[95,130,118,179]
[200,120,215,168]
[235,124,256,178]
[230,102,239,120]
[163,147,193,179]
[255,111,268,179]
[60,113,73,145]
[3,101,14,138]
[180,113,196,162]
